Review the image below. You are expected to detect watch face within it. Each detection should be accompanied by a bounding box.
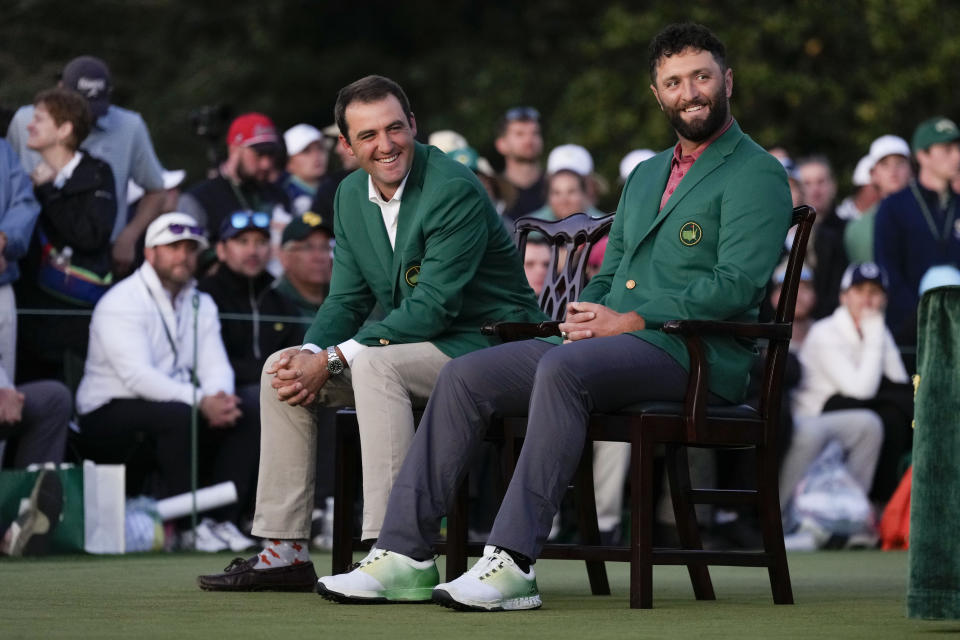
[327,351,344,375]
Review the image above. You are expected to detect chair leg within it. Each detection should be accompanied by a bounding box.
[445,478,470,581]
[573,445,610,596]
[331,411,359,575]
[664,444,715,601]
[756,443,793,604]
[629,430,655,609]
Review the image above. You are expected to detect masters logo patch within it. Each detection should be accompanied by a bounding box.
[405,264,421,286]
[679,221,702,246]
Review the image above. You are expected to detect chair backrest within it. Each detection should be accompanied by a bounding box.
[758,204,816,420]
[515,213,615,321]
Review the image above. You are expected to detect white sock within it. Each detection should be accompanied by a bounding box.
[253,539,310,569]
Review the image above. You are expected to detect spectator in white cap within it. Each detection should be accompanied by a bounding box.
[844,136,912,263]
[281,124,330,216]
[428,130,468,153]
[529,144,605,223]
[75,211,259,552]
[6,55,167,278]
[836,155,879,222]
[618,148,656,183]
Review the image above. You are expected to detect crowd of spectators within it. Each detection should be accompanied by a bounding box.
[1,52,958,552]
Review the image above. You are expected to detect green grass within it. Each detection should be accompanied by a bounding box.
[3,550,958,639]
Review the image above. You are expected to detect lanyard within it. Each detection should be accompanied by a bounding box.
[139,271,181,363]
[909,180,956,248]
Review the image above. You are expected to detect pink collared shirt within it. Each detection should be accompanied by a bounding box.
[659,118,734,212]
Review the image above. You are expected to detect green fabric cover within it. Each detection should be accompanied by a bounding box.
[908,285,960,619]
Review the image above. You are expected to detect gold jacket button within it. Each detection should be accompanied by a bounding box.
[626,279,636,289]
[379,338,390,345]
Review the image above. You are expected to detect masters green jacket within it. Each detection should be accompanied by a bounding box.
[580,121,791,402]
[303,142,545,358]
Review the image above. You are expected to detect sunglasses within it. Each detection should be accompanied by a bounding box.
[230,211,270,230]
[167,223,205,236]
[504,106,540,122]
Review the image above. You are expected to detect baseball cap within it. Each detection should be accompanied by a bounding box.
[619,149,656,181]
[428,130,468,153]
[912,117,960,152]
[283,123,324,156]
[227,113,280,149]
[852,155,874,187]
[919,265,960,295]
[447,146,479,172]
[145,213,209,250]
[61,56,112,119]
[771,262,813,286]
[282,211,334,244]
[868,135,910,164]
[547,144,593,176]
[219,210,270,241]
[841,262,889,291]
[126,169,187,205]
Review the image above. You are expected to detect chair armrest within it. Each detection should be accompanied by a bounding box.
[480,321,562,341]
[662,319,791,341]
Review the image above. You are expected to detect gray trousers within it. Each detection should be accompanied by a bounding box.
[376,335,692,561]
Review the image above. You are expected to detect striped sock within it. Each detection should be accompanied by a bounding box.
[253,539,310,569]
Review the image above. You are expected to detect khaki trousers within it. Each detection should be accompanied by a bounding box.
[252,342,450,540]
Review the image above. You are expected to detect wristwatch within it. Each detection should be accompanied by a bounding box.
[326,346,345,375]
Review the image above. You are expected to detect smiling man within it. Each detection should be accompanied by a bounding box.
[198,75,544,592]
[313,24,791,611]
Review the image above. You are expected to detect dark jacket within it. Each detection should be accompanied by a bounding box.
[33,151,116,278]
[185,173,290,244]
[197,265,304,385]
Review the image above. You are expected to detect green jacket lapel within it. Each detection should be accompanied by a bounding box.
[635,121,744,247]
[391,142,428,298]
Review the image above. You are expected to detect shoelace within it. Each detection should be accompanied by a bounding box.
[467,551,507,580]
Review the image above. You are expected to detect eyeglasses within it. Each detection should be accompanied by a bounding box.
[504,106,540,122]
[167,223,205,236]
[230,211,270,230]
[287,240,333,254]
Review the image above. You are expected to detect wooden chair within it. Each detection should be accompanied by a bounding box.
[330,212,614,576]
[476,205,815,608]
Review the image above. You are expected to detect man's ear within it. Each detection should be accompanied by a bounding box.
[215,241,227,262]
[649,85,663,111]
[338,134,355,158]
[408,112,417,137]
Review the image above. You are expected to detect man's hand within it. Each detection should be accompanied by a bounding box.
[200,391,243,428]
[30,162,56,186]
[0,231,7,274]
[0,387,25,424]
[271,350,330,406]
[558,301,646,342]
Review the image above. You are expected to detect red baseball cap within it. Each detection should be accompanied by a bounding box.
[226,112,279,148]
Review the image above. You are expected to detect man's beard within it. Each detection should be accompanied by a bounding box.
[664,82,729,143]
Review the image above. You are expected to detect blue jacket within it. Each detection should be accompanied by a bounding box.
[874,182,960,339]
[0,139,40,286]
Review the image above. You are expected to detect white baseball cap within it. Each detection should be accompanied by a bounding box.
[619,149,656,181]
[283,123,324,156]
[547,144,593,176]
[144,212,208,250]
[852,155,874,187]
[868,134,910,164]
[428,129,468,153]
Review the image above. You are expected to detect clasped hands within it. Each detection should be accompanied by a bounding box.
[558,301,646,343]
[199,390,243,428]
[268,347,330,406]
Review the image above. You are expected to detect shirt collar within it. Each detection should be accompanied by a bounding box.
[672,117,735,164]
[53,151,83,189]
[367,172,410,206]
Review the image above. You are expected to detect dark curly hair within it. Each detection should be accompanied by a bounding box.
[648,23,727,83]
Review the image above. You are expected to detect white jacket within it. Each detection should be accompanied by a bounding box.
[792,305,908,417]
[76,261,234,415]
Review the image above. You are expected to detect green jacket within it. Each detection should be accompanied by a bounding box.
[579,121,792,402]
[303,142,545,358]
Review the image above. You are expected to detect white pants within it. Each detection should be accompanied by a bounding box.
[779,409,884,508]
